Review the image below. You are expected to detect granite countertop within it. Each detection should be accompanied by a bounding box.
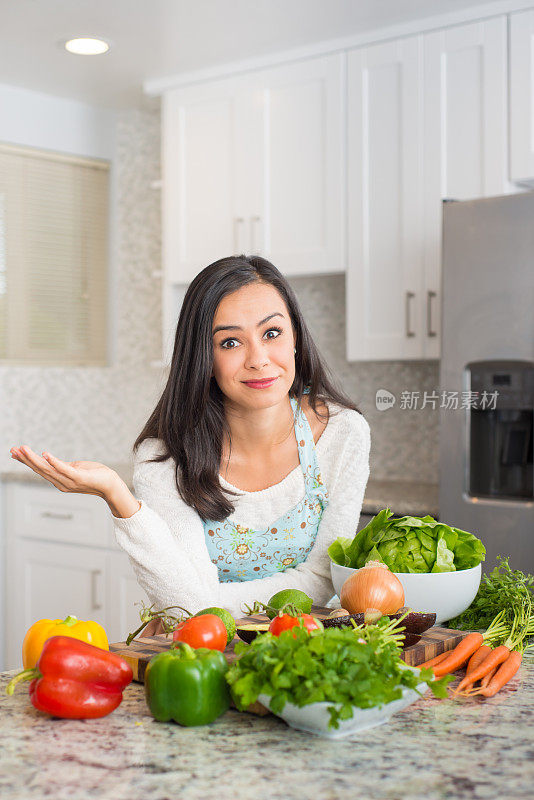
[0,655,532,800]
[1,468,438,518]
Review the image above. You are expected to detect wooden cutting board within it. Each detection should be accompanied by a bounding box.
[111,606,468,715]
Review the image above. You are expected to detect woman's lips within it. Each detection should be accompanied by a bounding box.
[242,377,278,389]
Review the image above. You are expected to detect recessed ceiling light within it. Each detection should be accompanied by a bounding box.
[64,38,110,55]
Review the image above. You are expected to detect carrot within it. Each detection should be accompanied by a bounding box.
[456,664,498,696]
[453,664,497,697]
[433,610,508,679]
[431,633,484,677]
[480,665,498,689]
[466,644,492,675]
[455,644,510,692]
[455,604,531,697]
[475,651,522,697]
[418,652,450,670]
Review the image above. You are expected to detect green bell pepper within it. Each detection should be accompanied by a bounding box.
[144,641,230,726]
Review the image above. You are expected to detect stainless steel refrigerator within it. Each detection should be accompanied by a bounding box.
[439,192,534,574]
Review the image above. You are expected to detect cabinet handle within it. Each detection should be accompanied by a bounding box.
[405,292,416,338]
[41,511,74,520]
[91,570,103,610]
[233,217,244,253]
[427,290,437,337]
[250,215,261,254]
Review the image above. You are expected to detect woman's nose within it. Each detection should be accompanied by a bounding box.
[244,341,269,370]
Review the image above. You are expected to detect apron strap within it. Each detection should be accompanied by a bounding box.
[290,396,329,504]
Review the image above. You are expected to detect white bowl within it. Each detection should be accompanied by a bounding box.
[330,561,481,625]
[258,669,428,739]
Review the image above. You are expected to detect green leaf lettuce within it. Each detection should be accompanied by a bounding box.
[328,509,485,573]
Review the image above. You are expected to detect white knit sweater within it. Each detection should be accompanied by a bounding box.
[112,403,371,618]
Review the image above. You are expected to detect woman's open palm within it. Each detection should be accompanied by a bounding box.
[10,445,119,498]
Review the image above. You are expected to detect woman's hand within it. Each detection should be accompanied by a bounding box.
[10,445,119,499]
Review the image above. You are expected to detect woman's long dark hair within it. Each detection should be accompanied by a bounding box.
[134,255,362,521]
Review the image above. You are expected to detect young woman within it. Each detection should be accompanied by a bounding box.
[10,255,370,619]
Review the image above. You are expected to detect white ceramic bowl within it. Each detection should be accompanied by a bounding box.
[258,668,429,739]
[330,561,482,625]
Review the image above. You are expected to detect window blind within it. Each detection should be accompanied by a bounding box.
[0,143,109,365]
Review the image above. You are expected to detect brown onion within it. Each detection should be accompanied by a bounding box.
[340,560,405,615]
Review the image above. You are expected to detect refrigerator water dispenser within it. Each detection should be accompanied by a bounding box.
[466,360,533,502]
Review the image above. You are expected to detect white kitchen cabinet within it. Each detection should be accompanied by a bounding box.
[162,53,345,284]
[162,77,245,284]
[106,550,148,643]
[347,36,425,362]
[510,9,534,185]
[7,481,112,548]
[347,16,509,361]
[5,538,108,669]
[424,17,508,202]
[3,482,148,669]
[244,54,345,277]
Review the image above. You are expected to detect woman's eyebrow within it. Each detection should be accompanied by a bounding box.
[212,312,284,336]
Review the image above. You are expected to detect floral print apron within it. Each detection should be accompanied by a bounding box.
[203,395,329,582]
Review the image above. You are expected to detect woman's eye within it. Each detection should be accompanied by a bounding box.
[220,338,239,349]
[264,327,282,339]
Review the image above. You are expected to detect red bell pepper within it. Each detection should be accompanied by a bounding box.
[6,635,133,719]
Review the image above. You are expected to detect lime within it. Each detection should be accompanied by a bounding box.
[266,589,313,620]
[195,607,236,645]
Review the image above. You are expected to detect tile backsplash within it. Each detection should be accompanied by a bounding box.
[0,106,439,484]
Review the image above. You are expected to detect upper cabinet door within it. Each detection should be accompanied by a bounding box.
[423,17,508,359]
[347,37,425,361]
[162,55,345,284]
[510,9,534,184]
[162,79,245,284]
[423,17,508,203]
[245,54,345,277]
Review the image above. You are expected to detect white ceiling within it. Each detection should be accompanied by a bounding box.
[0,0,498,110]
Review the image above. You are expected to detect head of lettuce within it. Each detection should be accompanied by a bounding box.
[328,509,486,573]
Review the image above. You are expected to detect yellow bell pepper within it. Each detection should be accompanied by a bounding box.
[22,615,109,668]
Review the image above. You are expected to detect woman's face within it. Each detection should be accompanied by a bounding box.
[211,282,297,408]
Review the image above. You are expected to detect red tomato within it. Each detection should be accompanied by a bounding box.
[268,613,323,637]
[172,614,227,651]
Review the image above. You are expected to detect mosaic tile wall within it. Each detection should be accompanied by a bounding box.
[0,107,440,484]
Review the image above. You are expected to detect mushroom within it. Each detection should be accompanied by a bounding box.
[327,608,351,618]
